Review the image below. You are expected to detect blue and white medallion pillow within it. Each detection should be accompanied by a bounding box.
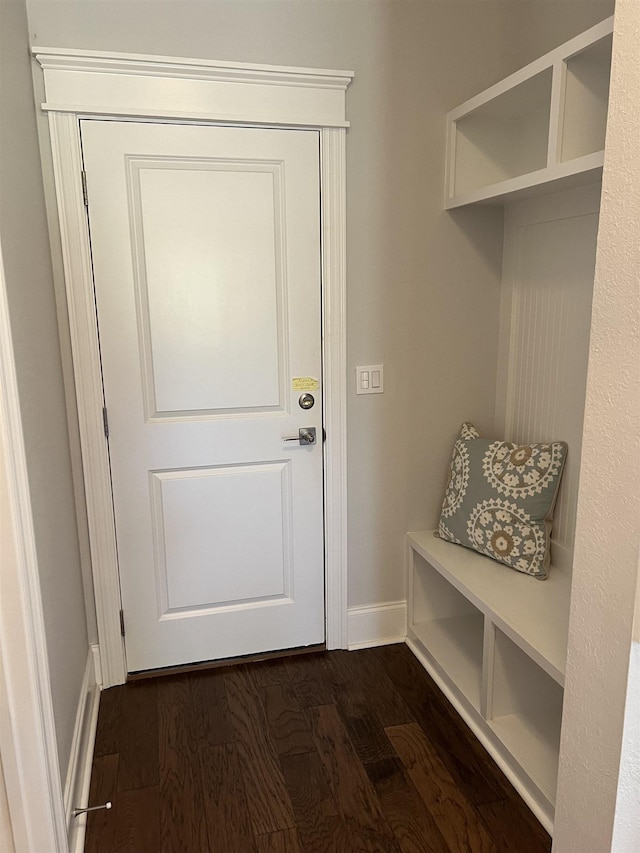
[438,423,567,579]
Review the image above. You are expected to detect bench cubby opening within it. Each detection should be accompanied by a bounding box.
[487,626,564,806]
[410,547,484,711]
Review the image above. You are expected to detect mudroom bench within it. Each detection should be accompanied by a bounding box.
[405,529,572,832]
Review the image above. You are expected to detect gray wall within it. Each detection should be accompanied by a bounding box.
[25,0,613,614]
[0,0,88,783]
[508,0,615,65]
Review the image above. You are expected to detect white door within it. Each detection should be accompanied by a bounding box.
[81,120,324,673]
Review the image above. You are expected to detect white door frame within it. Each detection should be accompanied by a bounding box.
[34,48,353,687]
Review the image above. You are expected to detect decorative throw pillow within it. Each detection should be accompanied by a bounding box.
[437,423,567,579]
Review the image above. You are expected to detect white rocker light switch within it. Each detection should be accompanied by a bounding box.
[356,365,384,394]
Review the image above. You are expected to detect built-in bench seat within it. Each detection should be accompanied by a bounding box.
[406,530,572,831]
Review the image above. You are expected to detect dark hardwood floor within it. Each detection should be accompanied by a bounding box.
[85,643,551,852]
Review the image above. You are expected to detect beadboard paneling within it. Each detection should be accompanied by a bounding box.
[499,185,601,564]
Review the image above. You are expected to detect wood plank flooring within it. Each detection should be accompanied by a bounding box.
[85,644,551,852]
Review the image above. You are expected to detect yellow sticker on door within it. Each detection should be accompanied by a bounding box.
[292,377,320,391]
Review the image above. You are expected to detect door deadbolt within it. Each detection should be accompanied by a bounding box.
[298,393,315,410]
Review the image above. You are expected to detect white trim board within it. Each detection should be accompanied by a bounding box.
[33,47,352,128]
[36,49,352,686]
[64,645,101,853]
[0,246,67,849]
[347,601,407,650]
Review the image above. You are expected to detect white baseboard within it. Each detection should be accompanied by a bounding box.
[65,644,101,853]
[347,600,407,650]
[90,643,103,689]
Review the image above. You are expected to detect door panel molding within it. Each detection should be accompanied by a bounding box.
[39,52,352,686]
[149,461,293,617]
[129,156,287,417]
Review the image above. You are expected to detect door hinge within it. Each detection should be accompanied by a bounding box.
[102,406,109,439]
[81,170,88,207]
[119,609,125,637]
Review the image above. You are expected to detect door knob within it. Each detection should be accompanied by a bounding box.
[283,427,316,445]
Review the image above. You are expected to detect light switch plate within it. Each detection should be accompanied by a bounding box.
[356,364,384,394]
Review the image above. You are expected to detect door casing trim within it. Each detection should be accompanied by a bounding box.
[0,244,68,851]
[37,50,352,686]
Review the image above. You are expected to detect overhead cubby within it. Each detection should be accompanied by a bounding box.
[452,68,552,197]
[560,33,612,163]
[445,16,613,208]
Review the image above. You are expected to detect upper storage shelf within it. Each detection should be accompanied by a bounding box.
[445,16,613,208]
